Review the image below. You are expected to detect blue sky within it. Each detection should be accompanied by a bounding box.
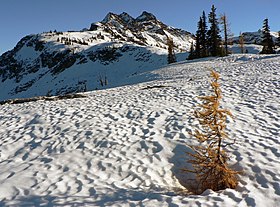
[0,0,279,54]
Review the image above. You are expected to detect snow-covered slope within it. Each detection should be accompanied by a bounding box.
[0,11,194,101]
[0,54,279,206]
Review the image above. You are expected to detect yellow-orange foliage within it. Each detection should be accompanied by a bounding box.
[186,70,239,194]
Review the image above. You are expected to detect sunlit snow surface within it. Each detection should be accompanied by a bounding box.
[0,54,280,206]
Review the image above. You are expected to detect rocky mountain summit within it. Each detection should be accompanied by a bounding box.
[0,11,194,101]
[90,11,192,48]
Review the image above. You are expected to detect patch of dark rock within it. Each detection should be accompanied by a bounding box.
[0,93,87,105]
[140,85,171,90]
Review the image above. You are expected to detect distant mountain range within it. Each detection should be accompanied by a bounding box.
[0,11,193,101]
[0,11,277,101]
[233,30,279,44]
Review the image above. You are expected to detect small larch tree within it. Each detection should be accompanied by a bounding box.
[220,13,233,56]
[239,32,245,54]
[185,70,239,194]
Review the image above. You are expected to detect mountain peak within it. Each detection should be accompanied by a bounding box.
[101,12,135,26]
[119,12,134,23]
[101,12,118,23]
[100,11,158,25]
[0,10,194,100]
[136,11,157,22]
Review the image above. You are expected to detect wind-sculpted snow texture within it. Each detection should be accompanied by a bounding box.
[0,54,280,206]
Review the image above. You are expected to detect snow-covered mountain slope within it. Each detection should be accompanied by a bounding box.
[0,54,280,206]
[0,11,193,101]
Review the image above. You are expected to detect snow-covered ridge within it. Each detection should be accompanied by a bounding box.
[0,11,193,101]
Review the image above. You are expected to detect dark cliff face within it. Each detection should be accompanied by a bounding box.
[0,35,75,83]
[0,35,35,83]
[0,12,193,100]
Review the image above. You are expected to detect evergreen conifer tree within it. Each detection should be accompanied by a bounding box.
[193,11,208,59]
[207,5,222,56]
[167,37,176,64]
[276,31,280,47]
[260,18,275,54]
[200,11,208,57]
[194,17,203,58]
[188,42,195,60]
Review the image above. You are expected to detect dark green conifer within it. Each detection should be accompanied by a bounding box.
[193,11,208,59]
[195,17,203,58]
[167,37,176,64]
[260,18,275,54]
[207,5,222,56]
[200,11,208,57]
[276,31,280,47]
[188,42,195,60]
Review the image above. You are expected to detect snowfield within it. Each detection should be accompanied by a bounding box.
[0,54,280,206]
